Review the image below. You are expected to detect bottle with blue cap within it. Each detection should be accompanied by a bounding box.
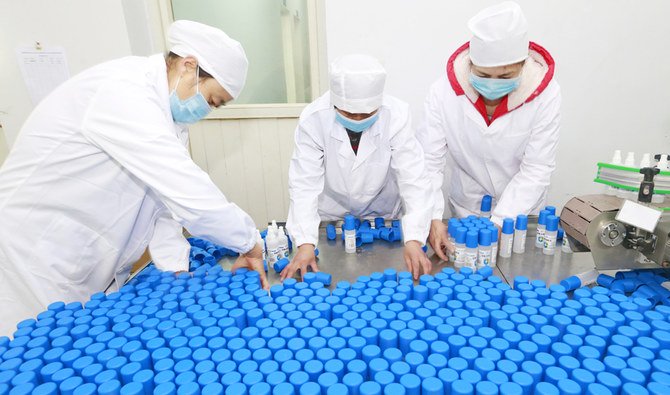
[447,219,460,262]
[499,218,515,258]
[487,226,498,267]
[535,210,550,249]
[560,269,599,291]
[344,215,357,254]
[454,227,467,268]
[560,228,572,254]
[277,226,290,259]
[464,231,479,270]
[512,215,527,254]
[542,215,559,255]
[477,229,492,268]
[480,195,492,219]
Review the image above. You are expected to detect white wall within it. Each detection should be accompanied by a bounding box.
[0,0,127,146]
[324,0,670,210]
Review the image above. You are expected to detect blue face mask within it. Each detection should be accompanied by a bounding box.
[170,68,212,124]
[335,112,379,133]
[469,73,520,101]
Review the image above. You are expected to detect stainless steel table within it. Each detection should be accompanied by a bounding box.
[217,222,609,288]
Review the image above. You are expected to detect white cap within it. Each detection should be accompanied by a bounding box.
[329,54,386,114]
[468,1,529,67]
[168,20,248,99]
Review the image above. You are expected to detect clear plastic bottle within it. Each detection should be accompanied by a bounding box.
[499,218,515,258]
[543,215,559,255]
[265,229,280,265]
[344,214,357,254]
[454,227,467,268]
[560,269,599,291]
[480,195,492,219]
[513,215,528,254]
[488,225,499,266]
[535,209,549,249]
[447,218,460,262]
[464,231,479,270]
[477,229,492,268]
[560,228,572,253]
[277,226,289,258]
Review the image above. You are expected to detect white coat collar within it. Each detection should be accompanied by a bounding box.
[446,41,555,125]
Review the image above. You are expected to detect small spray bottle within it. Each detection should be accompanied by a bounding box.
[477,229,492,268]
[499,218,515,258]
[480,195,492,219]
[512,215,528,254]
[535,209,549,249]
[344,214,357,254]
[488,225,499,266]
[542,215,559,255]
[454,227,467,268]
[464,231,479,270]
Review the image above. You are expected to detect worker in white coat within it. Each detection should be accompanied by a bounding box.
[0,20,267,337]
[420,2,561,260]
[284,54,433,281]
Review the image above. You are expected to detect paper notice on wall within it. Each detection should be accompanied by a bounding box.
[16,45,70,105]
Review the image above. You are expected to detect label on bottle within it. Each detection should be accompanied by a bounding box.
[280,245,289,258]
[478,250,491,268]
[543,236,556,252]
[491,244,498,265]
[536,227,545,247]
[345,235,356,252]
[464,251,478,269]
[267,249,277,265]
[270,247,282,263]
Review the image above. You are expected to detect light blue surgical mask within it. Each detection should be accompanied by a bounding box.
[469,73,520,101]
[170,68,212,124]
[335,112,379,133]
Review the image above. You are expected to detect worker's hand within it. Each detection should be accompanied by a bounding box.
[428,219,451,262]
[280,244,319,282]
[404,240,432,280]
[232,243,269,290]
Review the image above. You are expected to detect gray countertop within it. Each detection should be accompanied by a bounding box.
[217,222,602,288]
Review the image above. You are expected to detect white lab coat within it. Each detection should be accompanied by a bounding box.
[286,92,432,247]
[0,54,257,336]
[420,42,561,226]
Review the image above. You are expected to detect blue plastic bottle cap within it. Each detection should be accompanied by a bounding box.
[481,195,492,212]
[454,227,467,244]
[534,382,559,395]
[384,383,406,395]
[326,224,337,240]
[466,231,479,249]
[451,379,474,395]
[344,215,356,231]
[478,229,492,246]
[546,215,559,232]
[515,215,528,231]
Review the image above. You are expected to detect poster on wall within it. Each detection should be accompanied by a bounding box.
[16,44,70,106]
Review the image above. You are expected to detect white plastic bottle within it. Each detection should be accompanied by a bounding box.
[560,269,599,291]
[477,229,492,268]
[277,226,289,258]
[480,195,492,219]
[640,153,651,169]
[512,215,528,254]
[624,152,635,167]
[535,210,549,249]
[265,229,280,265]
[543,215,559,255]
[344,214,357,254]
[454,227,467,268]
[560,228,572,254]
[488,225,499,266]
[447,218,460,262]
[499,218,514,258]
[464,231,479,270]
